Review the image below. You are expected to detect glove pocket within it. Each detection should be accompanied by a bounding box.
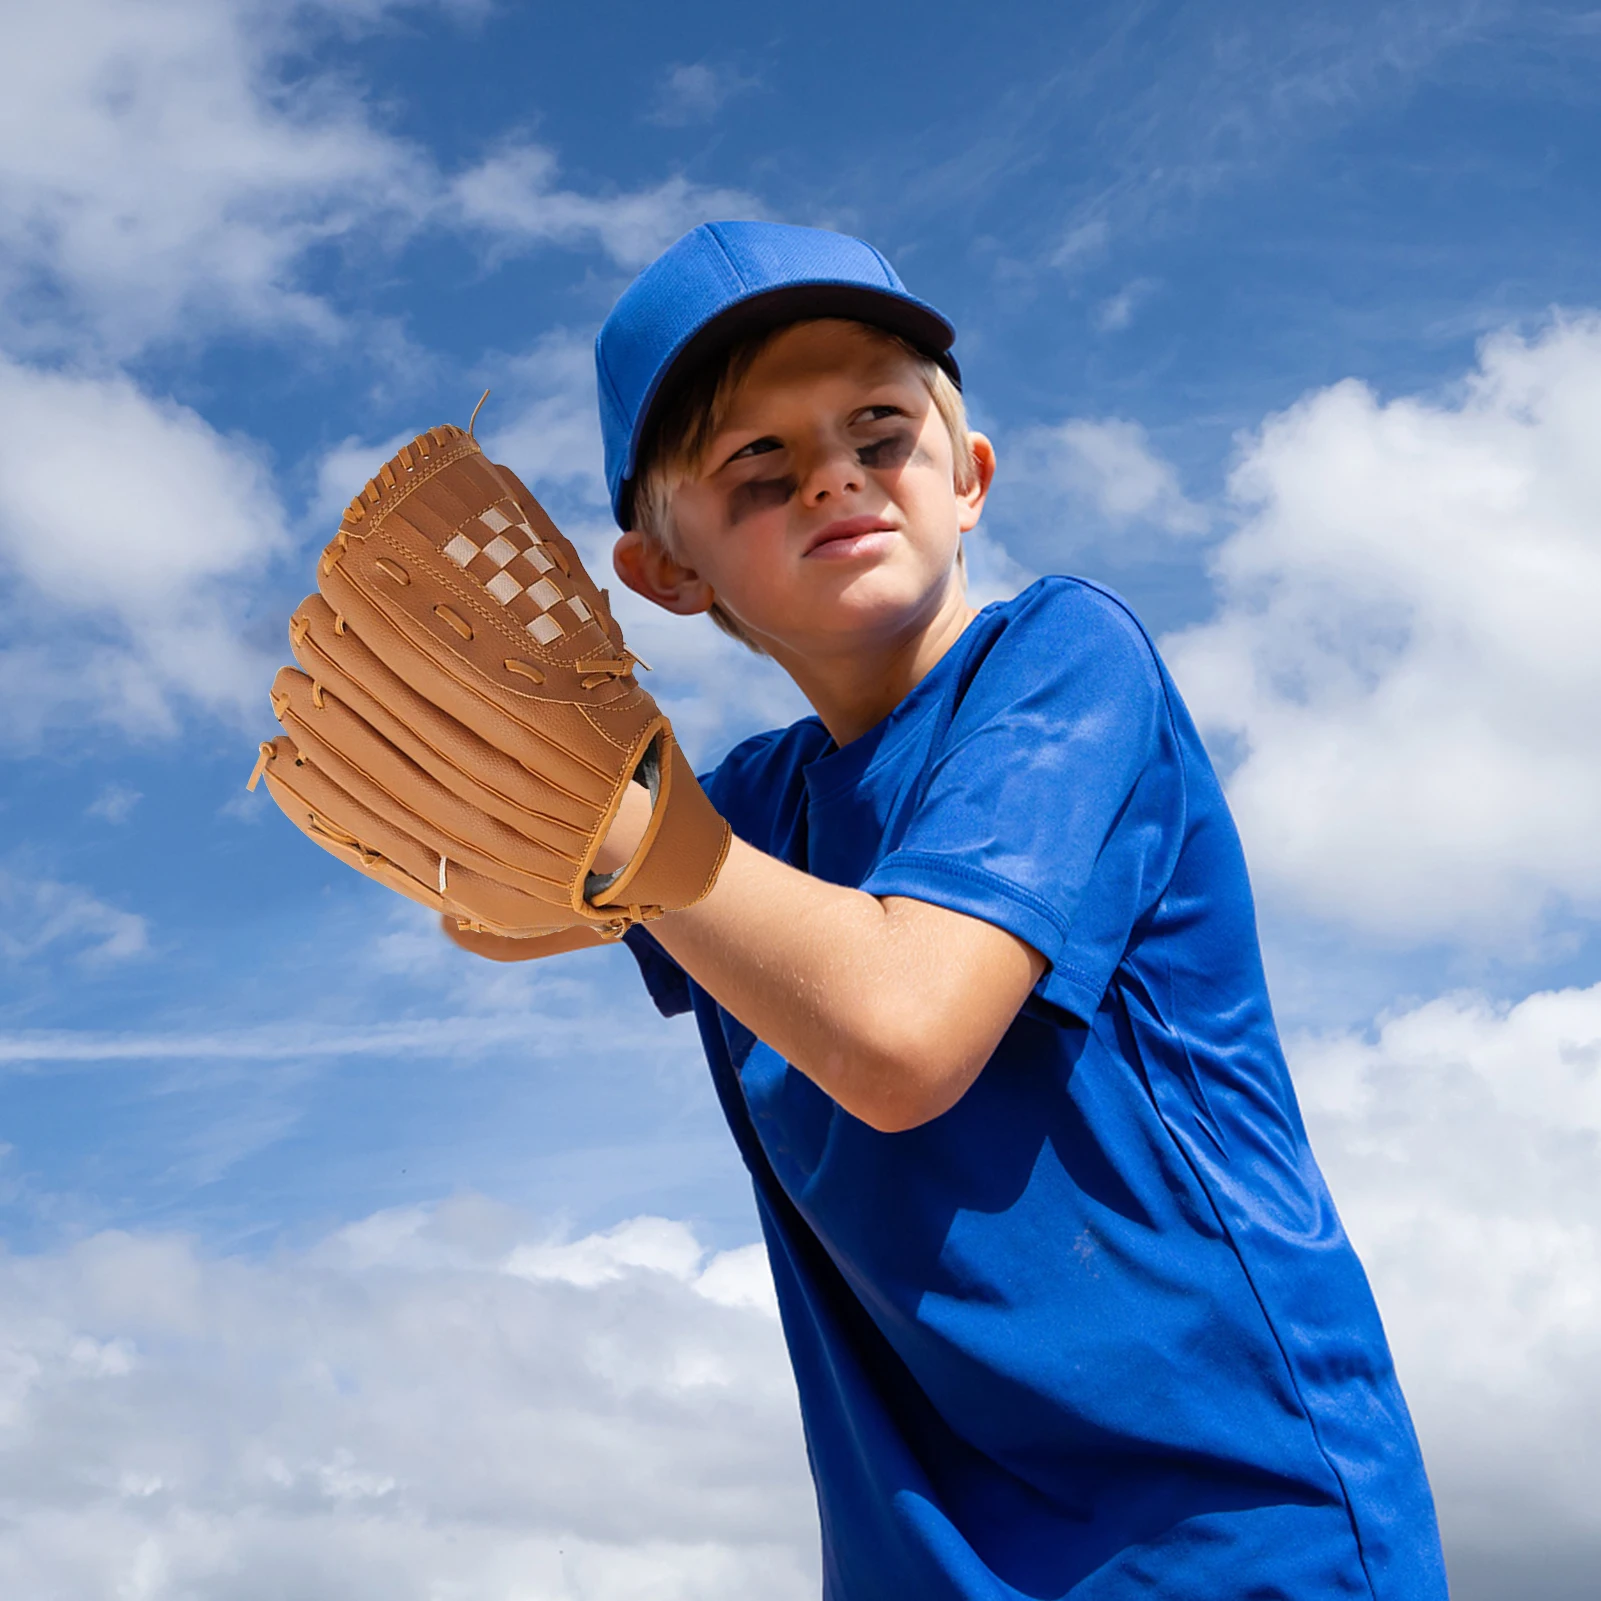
[317,552,634,809]
[288,594,601,846]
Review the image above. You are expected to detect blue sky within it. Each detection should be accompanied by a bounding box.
[1,2,1599,1596]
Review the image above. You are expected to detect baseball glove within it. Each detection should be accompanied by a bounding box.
[249,421,730,949]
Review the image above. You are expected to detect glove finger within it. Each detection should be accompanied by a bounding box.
[271,667,581,903]
[257,736,582,937]
[287,593,595,848]
[262,736,443,917]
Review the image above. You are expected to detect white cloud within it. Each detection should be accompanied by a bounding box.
[1003,415,1209,555]
[0,866,148,964]
[690,1242,781,1315]
[86,784,143,824]
[309,426,422,534]
[647,63,757,128]
[507,1215,710,1289]
[0,1202,816,1600]
[1165,314,1601,944]
[450,151,762,271]
[478,331,610,503]
[1292,981,1601,1578]
[1094,276,1158,332]
[0,1018,526,1066]
[1050,216,1110,268]
[309,332,606,545]
[0,0,429,358]
[0,357,291,739]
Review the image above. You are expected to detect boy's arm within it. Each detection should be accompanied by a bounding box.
[604,788,1045,1133]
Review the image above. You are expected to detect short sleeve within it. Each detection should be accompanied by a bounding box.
[861,582,1184,1020]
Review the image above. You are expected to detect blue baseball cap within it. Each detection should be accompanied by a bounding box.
[595,220,959,527]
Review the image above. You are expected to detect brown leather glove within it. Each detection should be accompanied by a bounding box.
[250,423,730,950]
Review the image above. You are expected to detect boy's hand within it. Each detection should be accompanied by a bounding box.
[248,423,730,946]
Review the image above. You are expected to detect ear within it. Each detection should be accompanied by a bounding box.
[612,528,716,616]
[956,432,997,534]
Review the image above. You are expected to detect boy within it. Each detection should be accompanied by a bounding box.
[573,221,1449,1598]
[537,220,1448,1596]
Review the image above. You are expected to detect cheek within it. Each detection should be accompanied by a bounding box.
[727,475,797,525]
[671,507,788,602]
[890,422,960,510]
[897,454,961,529]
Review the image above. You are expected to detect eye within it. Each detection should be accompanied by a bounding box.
[854,404,905,425]
[853,404,914,470]
[725,435,782,464]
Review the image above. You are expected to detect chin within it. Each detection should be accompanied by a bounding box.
[801,582,956,647]
[730,549,962,647]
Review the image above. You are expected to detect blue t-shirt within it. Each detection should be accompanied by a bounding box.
[626,578,1446,1601]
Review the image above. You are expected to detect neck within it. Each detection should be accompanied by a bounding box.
[765,577,977,747]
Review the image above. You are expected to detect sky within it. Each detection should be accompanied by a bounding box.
[0,0,1598,1595]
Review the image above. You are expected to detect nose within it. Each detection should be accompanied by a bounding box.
[797,437,862,506]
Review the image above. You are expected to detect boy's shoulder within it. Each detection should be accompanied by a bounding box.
[953,574,1173,727]
[980,572,1164,665]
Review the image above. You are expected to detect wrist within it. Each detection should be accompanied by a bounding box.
[593,777,654,873]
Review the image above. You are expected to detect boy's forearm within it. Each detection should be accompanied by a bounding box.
[644,836,1044,1132]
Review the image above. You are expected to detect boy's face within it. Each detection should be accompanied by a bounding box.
[615,320,993,662]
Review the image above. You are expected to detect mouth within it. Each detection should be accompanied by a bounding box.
[803,516,898,558]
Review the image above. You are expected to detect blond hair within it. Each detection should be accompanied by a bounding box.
[629,320,975,654]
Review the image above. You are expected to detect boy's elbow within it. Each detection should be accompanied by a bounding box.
[840,1016,984,1133]
[856,1093,948,1135]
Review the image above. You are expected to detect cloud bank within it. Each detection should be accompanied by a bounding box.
[6,979,1598,1601]
[1294,980,1601,1594]
[1167,315,1601,944]
[0,359,292,738]
[0,1203,815,1601]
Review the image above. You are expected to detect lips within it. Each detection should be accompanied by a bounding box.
[804,515,897,556]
